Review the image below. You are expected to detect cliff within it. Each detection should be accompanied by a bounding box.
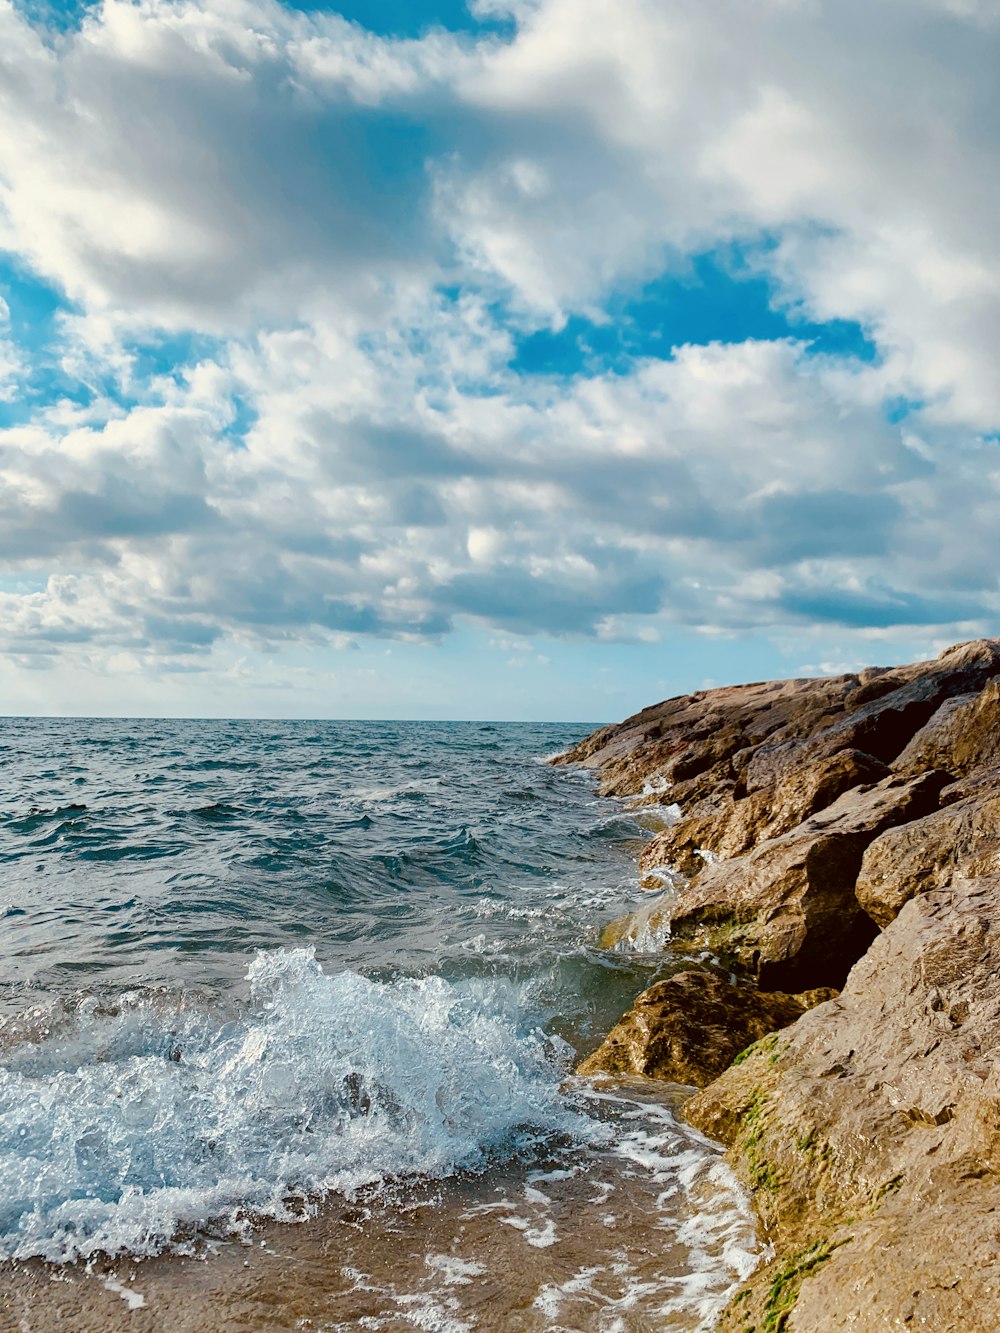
[558,639,1000,1330]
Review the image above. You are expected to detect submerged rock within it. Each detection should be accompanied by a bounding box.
[577,970,836,1088]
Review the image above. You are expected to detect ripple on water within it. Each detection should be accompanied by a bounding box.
[0,718,759,1326]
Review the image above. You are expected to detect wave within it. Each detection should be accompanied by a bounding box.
[0,949,591,1264]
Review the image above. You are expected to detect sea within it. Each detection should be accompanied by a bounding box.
[0,719,759,1332]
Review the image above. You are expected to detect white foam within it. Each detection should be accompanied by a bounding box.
[0,949,594,1263]
[634,801,683,827]
[570,1085,761,1329]
[100,1274,147,1310]
[472,898,546,922]
[641,862,686,891]
[393,1292,473,1332]
[457,933,509,956]
[424,1254,485,1286]
[499,1214,559,1248]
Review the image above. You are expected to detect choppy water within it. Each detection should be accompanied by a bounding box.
[0,720,758,1330]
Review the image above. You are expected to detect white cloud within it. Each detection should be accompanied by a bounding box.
[0,308,992,671]
[0,0,468,331]
[0,0,998,690]
[446,0,1000,424]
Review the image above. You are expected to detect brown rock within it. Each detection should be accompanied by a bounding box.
[893,676,1000,779]
[638,747,890,877]
[561,641,1000,1331]
[815,636,1000,764]
[667,771,946,989]
[559,641,1000,803]
[561,644,1000,942]
[685,875,1000,1331]
[555,673,863,799]
[576,970,836,1087]
[856,777,1000,927]
[736,639,1000,803]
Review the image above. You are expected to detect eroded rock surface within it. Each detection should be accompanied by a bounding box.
[561,637,999,869]
[561,638,1000,1330]
[685,877,1000,1330]
[857,780,1000,927]
[892,676,1000,779]
[669,770,946,988]
[640,747,891,879]
[577,970,836,1088]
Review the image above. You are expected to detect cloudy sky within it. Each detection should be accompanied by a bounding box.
[0,0,997,719]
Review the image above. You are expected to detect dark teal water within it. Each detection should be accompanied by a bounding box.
[0,720,660,1028]
[0,721,758,1325]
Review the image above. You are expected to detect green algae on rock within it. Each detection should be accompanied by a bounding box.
[578,969,836,1088]
[686,876,1000,1330]
[561,638,1000,1330]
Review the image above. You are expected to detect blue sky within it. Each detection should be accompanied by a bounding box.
[0,0,997,718]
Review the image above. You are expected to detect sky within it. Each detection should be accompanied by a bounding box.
[0,0,998,720]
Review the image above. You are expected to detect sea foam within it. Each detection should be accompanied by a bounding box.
[0,948,590,1263]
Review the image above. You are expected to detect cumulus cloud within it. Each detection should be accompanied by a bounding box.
[0,0,997,681]
[0,0,467,330]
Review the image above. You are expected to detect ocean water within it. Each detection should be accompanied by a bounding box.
[0,720,759,1331]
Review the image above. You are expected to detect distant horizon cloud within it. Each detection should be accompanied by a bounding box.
[0,0,997,716]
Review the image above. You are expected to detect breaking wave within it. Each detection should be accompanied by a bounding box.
[0,949,591,1264]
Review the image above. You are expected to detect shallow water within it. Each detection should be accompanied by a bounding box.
[0,720,759,1329]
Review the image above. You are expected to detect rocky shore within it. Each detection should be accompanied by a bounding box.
[557,639,1000,1330]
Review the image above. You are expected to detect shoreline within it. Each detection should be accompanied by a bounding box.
[558,638,1000,1329]
[0,720,757,1333]
[0,1082,757,1333]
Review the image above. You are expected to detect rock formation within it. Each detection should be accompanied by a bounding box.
[559,639,1000,1329]
[577,970,836,1087]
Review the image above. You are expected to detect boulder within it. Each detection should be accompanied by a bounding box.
[685,875,1000,1331]
[738,639,1000,799]
[856,778,1000,927]
[814,637,1000,765]
[893,676,1000,779]
[576,970,836,1087]
[667,771,946,989]
[638,747,890,877]
[555,673,863,799]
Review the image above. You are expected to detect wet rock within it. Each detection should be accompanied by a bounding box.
[668,771,946,989]
[576,970,836,1088]
[685,875,1000,1331]
[597,892,673,951]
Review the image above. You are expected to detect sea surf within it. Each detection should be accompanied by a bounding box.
[0,719,759,1330]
